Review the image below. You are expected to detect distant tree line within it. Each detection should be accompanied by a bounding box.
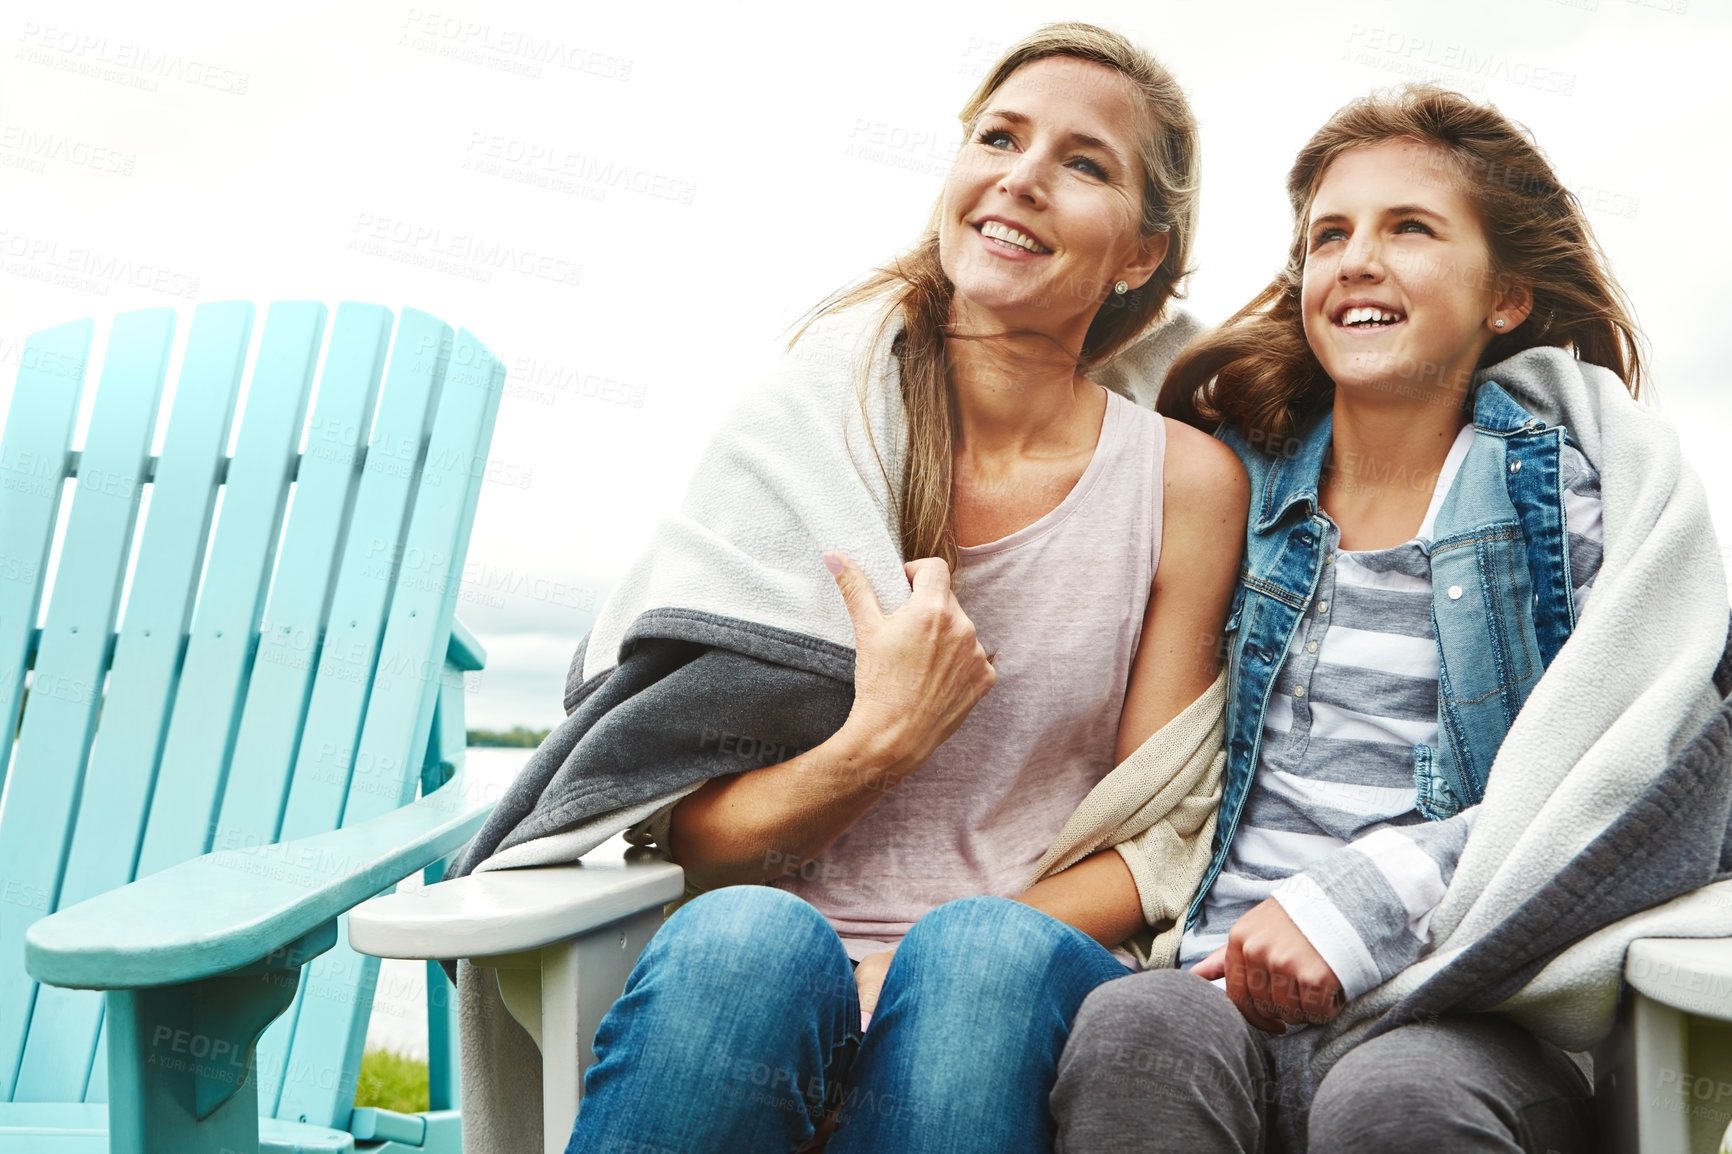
[466,726,552,748]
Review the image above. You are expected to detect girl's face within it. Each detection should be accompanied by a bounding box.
[1300,139,1529,404]
[938,56,1167,339]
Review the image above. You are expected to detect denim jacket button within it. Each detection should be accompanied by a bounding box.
[1448,585,1464,600]
[1509,460,1522,474]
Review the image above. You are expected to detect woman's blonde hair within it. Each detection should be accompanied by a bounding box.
[799,22,1200,570]
[1159,84,1643,443]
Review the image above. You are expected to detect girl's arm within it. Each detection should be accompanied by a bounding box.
[1016,419,1250,947]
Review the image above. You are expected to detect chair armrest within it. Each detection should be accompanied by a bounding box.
[24,771,492,990]
[1625,937,1732,1022]
[348,839,685,961]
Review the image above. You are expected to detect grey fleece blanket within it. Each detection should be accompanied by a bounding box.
[1266,347,1732,1148]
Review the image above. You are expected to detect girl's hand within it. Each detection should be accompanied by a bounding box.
[854,949,896,1029]
[825,552,996,772]
[1193,899,1344,1033]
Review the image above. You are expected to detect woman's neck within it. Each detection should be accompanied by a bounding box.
[1321,389,1470,550]
[945,300,1097,459]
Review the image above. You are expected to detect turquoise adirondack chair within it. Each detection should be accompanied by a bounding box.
[2,300,504,1153]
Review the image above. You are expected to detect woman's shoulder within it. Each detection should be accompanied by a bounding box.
[1160,415,1250,526]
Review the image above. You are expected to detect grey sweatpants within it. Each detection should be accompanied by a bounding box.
[1051,969,1597,1154]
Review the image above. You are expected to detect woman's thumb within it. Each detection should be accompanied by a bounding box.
[824,551,883,632]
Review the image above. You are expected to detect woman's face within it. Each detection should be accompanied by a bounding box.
[1300,138,1527,404]
[938,56,1166,340]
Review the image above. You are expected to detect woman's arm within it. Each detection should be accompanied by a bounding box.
[669,553,997,891]
[1016,420,1250,947]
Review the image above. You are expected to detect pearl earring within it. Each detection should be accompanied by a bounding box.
[1114,280,1129,295]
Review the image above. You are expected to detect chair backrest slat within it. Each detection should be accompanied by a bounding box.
[130,302,325,880]
[25,302,256,1103]
[0,310,175,1101]
[212,302,392,851]
[0,320,90,786]
[252,308,453,1115]
[272,327,502,1128]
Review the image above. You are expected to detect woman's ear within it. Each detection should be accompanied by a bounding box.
[1492,277,1534,333]
[1123,230,1171,291]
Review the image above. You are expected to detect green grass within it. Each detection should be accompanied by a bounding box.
[355,1048,430,1114]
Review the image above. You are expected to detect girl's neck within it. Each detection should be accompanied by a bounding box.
[1321,388,1470,550]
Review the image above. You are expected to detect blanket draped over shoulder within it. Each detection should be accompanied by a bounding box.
[444,305,1218,1154]
[1276,347,1732,1143]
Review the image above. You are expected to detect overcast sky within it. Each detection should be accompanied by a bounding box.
[2,0,1726,729]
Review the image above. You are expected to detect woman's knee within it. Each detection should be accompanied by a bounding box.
[896,895,1078,975]
[641,885,852,1007]
[656,885,833,966]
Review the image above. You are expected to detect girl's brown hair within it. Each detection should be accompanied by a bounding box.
[1159,84,1643,443]
[798,22,1200,570]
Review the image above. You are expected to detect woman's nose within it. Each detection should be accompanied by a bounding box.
[997,150,1047,205]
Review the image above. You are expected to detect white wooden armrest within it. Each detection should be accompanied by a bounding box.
[348,842,686,1154]
[1625,937,1732,1022]
[347,841,684,961]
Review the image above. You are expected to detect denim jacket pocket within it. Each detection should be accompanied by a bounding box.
[1430,519,1543,808]
[1411,742,1462,820]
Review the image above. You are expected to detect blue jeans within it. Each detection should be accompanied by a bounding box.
[565,887,1132,1154]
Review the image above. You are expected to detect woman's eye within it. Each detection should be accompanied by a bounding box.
[977,128,1014,149]
[1395,219,1434,235]
[1069,157,1108,180]
[1312,226,1347,247]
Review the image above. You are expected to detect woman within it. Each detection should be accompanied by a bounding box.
[559,22,1246,1154]
[1052,85,1731,1152]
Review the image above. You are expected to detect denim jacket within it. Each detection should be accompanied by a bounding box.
[1186,382,1585,928]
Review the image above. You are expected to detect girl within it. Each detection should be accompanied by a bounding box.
[556,23,1246,1154]
[1053,84,1727,1153]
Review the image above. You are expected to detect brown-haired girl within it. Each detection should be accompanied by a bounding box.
[1052,83,1731,1153]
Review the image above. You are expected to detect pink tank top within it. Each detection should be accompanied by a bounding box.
[776,389,1167,958]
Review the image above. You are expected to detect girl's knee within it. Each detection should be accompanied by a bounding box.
[1071,970,1248,1061]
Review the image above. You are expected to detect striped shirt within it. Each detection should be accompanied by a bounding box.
[1178,425,1604,997]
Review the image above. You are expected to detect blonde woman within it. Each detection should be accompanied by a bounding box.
[556,23,1245,1154]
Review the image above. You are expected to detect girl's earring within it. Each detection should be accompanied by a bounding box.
[1114,280,1129,295]
[1494,317,1506,328]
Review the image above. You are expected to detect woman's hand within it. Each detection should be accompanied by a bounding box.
[1192,898,1344,1033]
[666,554,993,890]
[853,949,896,1027]
[826,552,997,774]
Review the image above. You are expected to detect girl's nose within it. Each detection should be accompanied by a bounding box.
[1337,229,1383,282]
